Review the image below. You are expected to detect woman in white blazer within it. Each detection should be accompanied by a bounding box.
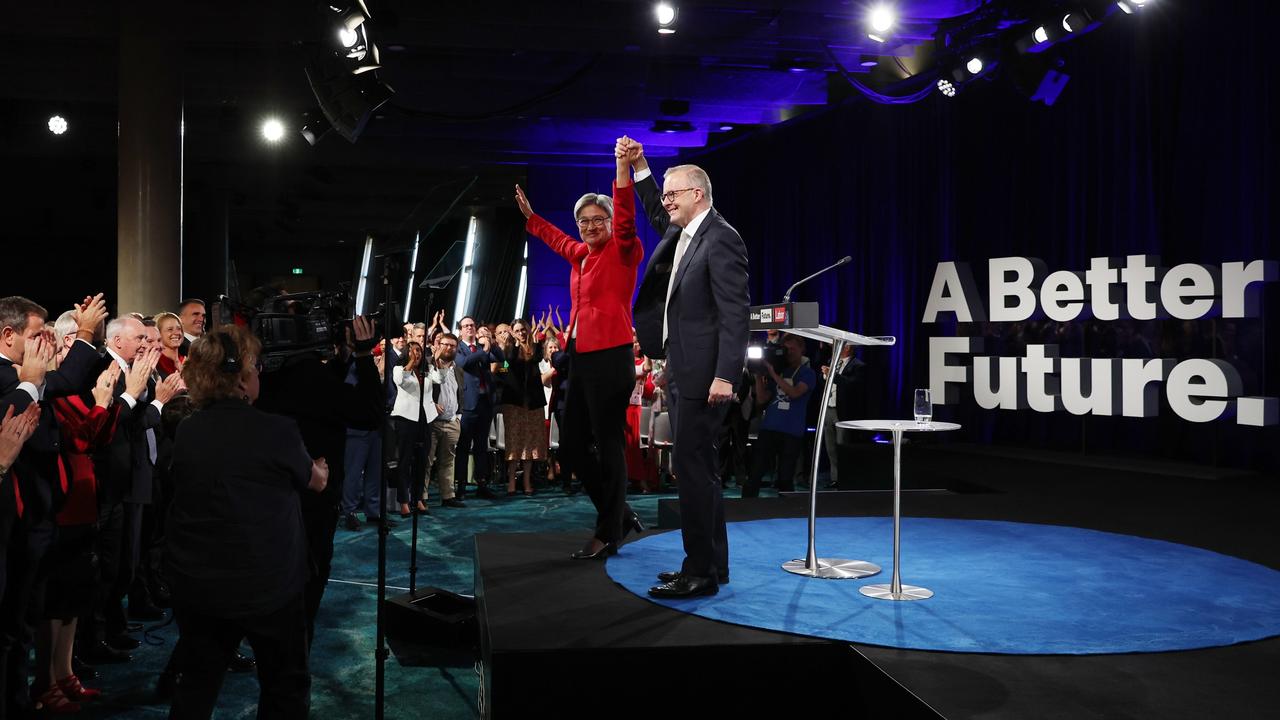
[391,342,436,517]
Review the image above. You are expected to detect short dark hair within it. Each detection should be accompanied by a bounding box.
[437,332,458,344]
[141,317,157,328]
[178,298,205,313]
[0,296,47,334]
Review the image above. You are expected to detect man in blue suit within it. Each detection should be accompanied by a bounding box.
[623,140,750,598]
[454,317,503,499]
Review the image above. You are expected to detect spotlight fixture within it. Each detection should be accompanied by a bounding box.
[867,4,897,42]
[325,0,380,74]
[936,78,956,97]
[1117,0,1149,13]
[650,119,694,133]
[47,115,68,135]
[1033,25,1049,43]
[261,118,285,142]
[966,57,984,75]
[655,3,677,34]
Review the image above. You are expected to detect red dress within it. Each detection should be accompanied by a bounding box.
[625,358,658,491]
[52,396,119,526]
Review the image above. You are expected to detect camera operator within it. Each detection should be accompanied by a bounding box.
[252,315,382,643]
[166,326,327,719]
[742,333,814,498]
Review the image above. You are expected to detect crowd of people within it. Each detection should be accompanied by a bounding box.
[0,136,869,717]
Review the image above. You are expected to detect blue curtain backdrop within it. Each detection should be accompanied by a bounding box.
[524,2,1277,470]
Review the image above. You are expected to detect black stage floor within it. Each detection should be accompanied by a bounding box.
[475,445,1280,719]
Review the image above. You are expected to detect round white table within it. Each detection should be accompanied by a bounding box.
[836,420,961,601]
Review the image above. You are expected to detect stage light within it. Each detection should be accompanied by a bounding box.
[651,119,694,133]
[1062,12,1089,33]
[966,57,984,75]
[936,78,956,97]
[868,4,896,37]
[325,1,380,74]
[655,3,677,34]
[718,124,734,131]
[1034,25,1049,43]
[1117,0,1148,13]
[261,118,285,142]
[47,115,68,135]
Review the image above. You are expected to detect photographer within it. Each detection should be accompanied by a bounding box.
[742,333,814,498]
[253,313,382,644]
[166,325,328,719]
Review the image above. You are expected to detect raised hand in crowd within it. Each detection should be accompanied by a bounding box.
[553,305,564,334]
[0,403,41,474]
[514,184,534,219]
[73,293,110,337]
[90,367,117,408]
[17,334,55,387]
[477,329,492,352]
[351,315,377,355]
[155,372,184,405]
[124,348,160,398]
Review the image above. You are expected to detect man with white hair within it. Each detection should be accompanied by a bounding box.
[84,316,180,662]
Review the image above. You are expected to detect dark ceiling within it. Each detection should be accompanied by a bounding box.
[6,0,995,263]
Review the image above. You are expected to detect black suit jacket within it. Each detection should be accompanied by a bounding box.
[0,340,99,520]
[632,175,750,399]
[830,355,870,423]
[91,354,162,507]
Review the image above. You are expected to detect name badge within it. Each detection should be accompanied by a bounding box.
[776,400,791,411]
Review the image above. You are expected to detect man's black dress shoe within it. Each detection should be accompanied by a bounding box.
[648,574,719,598]
[106,633,141,651]
[228,651,256,673]
[367,516,398,528]
[442,498,465,508]
[656,570,729,584]
[82,641,130,664]
[343,513,362,531]
[569,540,616,560]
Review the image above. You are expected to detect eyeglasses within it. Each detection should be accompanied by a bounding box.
[660,187,697,203]
[576,216,610,228]
[460,322,475,328]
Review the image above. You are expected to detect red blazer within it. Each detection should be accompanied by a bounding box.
[526,181,642,353]
[52,395,120,526]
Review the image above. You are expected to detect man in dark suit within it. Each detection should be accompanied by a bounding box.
[623,140,750,598]
[0,293,106,717]
[176,298,206,356]
[454,318,502,499]
[87,316,180,661]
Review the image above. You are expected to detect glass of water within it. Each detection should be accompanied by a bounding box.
[914,388,932,426]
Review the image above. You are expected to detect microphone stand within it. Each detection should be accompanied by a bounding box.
[782,255,852,303]
[374,254,400,720]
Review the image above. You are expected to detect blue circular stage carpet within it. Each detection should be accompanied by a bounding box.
[605,517,1280,654]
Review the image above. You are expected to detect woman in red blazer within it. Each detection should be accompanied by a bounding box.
[515,140,646,559]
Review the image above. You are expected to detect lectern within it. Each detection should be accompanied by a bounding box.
[750,302,896,579]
